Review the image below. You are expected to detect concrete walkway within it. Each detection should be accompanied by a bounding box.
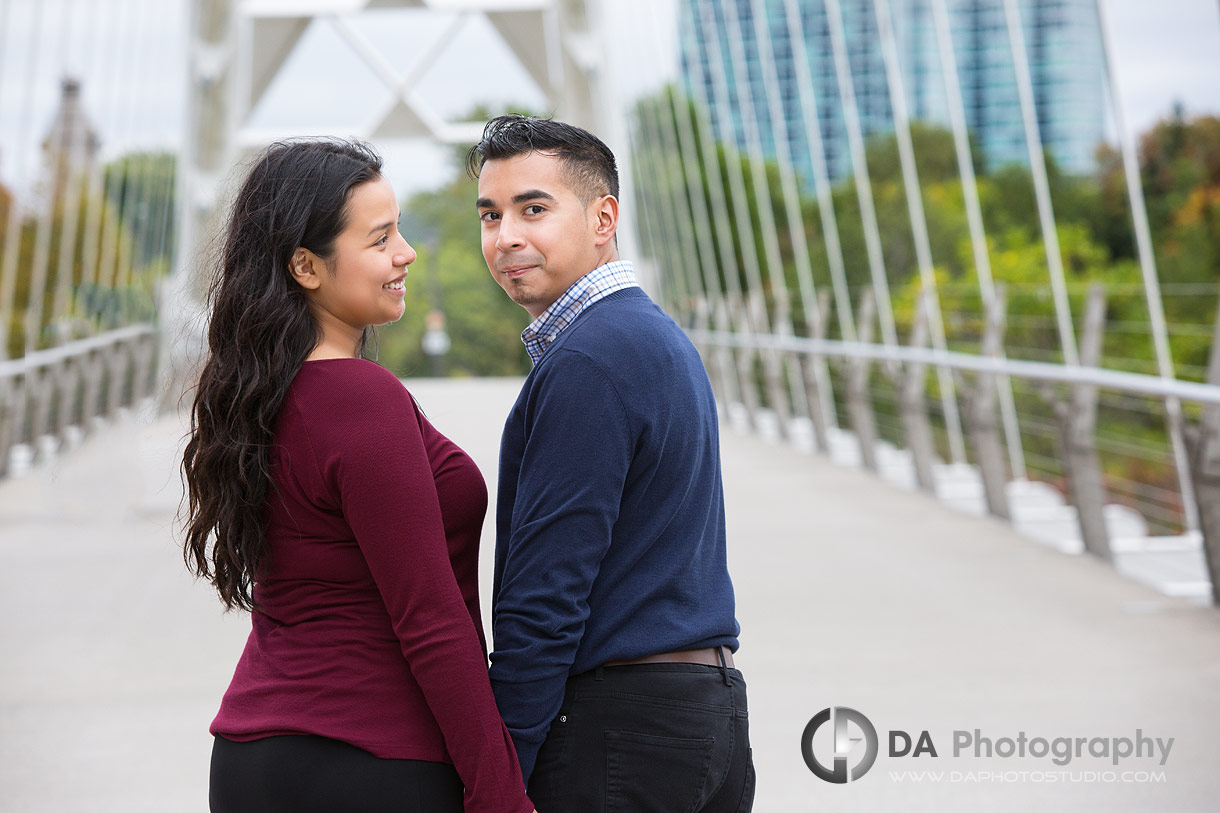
[2,377,1218,812]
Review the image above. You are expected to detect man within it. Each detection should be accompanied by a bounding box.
[469,115,754,812]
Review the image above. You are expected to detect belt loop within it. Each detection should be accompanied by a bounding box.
[594,665,605,682]
[716,646,730,686]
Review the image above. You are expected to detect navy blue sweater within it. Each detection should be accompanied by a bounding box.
[490,286,740,783]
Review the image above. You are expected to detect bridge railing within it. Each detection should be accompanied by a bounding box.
[619,0,1220,606]
[681,282,1220,606]
[0,325,158,478]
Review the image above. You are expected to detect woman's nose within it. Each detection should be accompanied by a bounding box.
[395,238,417,268]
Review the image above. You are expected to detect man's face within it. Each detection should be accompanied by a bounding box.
[476,151,613,318]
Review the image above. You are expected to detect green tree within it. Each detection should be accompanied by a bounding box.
[0,170,154,357]
[1109,113,1220,380]
[104,151,177,269]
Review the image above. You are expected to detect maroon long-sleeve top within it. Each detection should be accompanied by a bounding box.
[211,358,532,813]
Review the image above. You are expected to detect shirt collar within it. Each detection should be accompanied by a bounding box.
[521,260,639,365]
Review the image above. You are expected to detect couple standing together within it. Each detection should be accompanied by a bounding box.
[183,115,755,812]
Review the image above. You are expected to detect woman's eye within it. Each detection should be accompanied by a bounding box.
[375,235,388,246]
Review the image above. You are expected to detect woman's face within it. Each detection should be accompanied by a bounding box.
[307,176,415,338]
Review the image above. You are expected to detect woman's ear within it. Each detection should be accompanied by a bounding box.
[289,248,323,291]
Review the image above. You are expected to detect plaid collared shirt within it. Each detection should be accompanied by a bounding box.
[521,260,639,365]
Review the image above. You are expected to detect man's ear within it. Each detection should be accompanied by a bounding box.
[592,194,619,247]
[289,248,323,291]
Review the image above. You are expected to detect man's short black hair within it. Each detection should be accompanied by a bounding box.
[466,114,620,204]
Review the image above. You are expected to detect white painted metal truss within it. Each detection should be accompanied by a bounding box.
[171,0,637,390]
[180,0,611,265]
[235,0,588,147]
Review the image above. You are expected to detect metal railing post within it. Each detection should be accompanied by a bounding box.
[81,347,105,429]
[132,333,156,405]
[691,298,723,403]
[28,368,54,445]
[53,357,79,438]
[104,341,130,419]
[749,291,794,437]
[963,285,1012,519]
[1048,284,1110,559]
[897,292,938,492]
[0,376,15,477]
[845,290,880,472]
[801,290,834,454]
[1184,288,1220,604]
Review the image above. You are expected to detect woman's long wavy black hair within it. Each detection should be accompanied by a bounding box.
[182,138,383,611]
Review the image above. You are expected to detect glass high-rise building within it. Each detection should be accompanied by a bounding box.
[679,0,1106,185]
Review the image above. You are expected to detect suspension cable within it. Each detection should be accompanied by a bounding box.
[824,0,900,349]
[1094,0,1198,530]
[873,0,966,463]
[1001,0,1079,366]
[929,0,1028,479]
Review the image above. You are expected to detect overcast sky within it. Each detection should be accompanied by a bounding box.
[1,0,1218,200]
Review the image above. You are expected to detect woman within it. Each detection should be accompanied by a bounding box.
[181,138,534,813]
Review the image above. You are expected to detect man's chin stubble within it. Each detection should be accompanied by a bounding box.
[505,282,538,309]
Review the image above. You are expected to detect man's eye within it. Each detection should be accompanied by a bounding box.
[526,205,545,215]
[479,211,499,223]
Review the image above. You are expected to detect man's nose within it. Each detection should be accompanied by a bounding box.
[495,217,525,251]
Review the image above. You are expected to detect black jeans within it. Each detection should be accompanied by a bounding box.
[209,733,464,812]
[529,663,755,813]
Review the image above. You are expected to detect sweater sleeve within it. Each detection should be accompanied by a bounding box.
[329,366,532,813]
[490,349,634,782]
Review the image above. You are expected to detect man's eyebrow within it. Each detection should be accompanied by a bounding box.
[476,190,557,210]
[512,189,556,205]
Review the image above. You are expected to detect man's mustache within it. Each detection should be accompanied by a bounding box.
[495,258,545,273]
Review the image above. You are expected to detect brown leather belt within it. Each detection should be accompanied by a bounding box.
[604,646,734,669]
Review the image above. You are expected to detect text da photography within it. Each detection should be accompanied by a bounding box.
[800,707,1174,784]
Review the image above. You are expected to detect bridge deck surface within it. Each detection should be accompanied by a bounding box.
[2,377,1218,812]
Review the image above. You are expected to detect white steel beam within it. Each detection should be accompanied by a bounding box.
[1095,0,1198,530]
[1001,0,1078,366]
[874,0,966,464]
[930,0,1027,479]
[825,0,899,349]
[782,0,856,344]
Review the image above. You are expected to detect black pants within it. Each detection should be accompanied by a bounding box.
[529,663,755,813]
[209,733,463,813]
